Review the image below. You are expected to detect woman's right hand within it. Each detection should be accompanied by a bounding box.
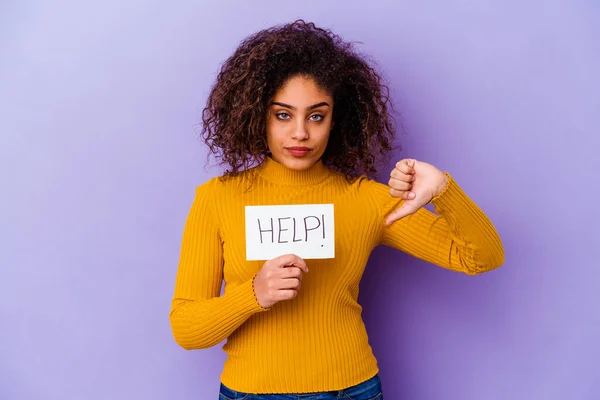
[253,254,308,308]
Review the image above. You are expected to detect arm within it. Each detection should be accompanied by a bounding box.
[169,180,267,350]
[374,174,505,275]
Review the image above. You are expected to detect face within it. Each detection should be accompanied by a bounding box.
[266,75,334,170]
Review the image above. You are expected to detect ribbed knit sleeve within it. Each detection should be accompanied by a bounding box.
[169,179,268,350]
[370,174,504,275]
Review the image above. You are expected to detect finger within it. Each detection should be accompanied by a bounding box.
[395,159,416,174]
[283,266,303,280]
[272,254,309,272]
[277,289,298,301]
[390,187,415,200]
[276,266,303,280]
[276,277,301,290]
[390,168,415,182]
[386,205,413,225]
[388,178,412,191]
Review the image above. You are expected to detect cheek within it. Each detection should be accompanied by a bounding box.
[265,119,277,143]
[267,125,283,144]
[266,120,288,149]
[318,125,332,145]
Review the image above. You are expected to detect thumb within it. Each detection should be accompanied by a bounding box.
[273,253,309,273]
[386,203,412,226]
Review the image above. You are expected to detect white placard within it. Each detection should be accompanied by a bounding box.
[245,204,335,261]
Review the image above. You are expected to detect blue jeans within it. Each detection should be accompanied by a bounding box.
[218,374,383,399]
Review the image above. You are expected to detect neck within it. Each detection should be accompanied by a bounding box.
[257,156,331,186]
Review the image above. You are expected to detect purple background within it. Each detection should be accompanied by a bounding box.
[1,1,599,399]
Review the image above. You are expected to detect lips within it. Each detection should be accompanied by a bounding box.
[286,147,312,157]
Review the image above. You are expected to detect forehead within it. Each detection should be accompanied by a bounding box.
[272,76,332,104]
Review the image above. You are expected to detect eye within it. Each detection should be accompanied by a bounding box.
[309,114,324,122]
[276,112,291,120]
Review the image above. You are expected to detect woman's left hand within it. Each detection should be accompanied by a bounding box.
[386,158,448,225]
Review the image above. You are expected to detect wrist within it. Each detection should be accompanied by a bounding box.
[435,172,449,196]
[429,172,450,204]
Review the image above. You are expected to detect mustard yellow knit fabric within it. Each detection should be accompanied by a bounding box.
[169,157,504,394]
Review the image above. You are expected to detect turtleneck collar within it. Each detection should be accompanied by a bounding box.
[256,156,332,186]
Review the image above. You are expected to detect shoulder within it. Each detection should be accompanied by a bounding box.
[196,170,253,201]
[351,175,404,215]
[190,178,220,215]
[324,169,387,191]
[351,174,392,197]
[331,173,399,207]
[194,176,219,196]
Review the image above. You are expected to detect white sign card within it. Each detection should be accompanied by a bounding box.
[245,204,335,261]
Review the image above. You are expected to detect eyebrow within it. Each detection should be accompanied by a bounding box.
[270,101,330,111]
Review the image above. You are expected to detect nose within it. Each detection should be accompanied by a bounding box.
[291,120,309,141]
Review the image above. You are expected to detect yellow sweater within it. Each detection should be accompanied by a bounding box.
[169,157,504,394]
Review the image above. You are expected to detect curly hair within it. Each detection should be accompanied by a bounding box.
[201,20,397,179]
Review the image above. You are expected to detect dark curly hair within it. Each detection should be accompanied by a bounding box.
[201,20,397,179]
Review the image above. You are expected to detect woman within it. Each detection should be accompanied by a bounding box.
[170,20,504,399]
